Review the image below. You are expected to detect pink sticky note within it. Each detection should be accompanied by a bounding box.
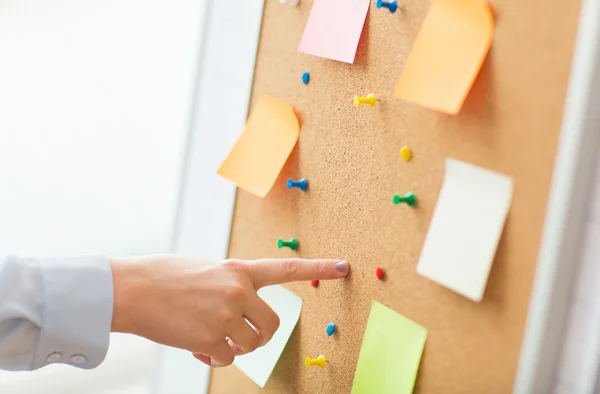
[298,0,370,64]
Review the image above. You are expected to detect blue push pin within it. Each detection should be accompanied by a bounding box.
[376,0,398,13]
[287,178,308,191]
[302,72,310,85]
[326,322,336,336]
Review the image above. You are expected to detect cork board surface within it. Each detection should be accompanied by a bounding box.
[209,0,581,393]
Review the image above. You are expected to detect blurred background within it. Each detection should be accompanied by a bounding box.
[0,0,208,392]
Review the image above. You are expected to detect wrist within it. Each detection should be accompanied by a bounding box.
[109,257,144,334]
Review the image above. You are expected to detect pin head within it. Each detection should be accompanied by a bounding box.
[376,266,385,280]
[302,72,310,85]
[311,280,319,287]
[400,146,412,161]
[326,322,336,336]
[304,357,312,367]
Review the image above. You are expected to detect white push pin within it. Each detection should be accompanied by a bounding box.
[279,0,300,6]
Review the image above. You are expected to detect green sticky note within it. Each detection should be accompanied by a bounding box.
[351,301,428,394]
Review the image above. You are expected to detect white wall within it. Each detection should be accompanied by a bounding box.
[0,0,207,392]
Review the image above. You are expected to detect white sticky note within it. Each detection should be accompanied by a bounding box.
[416,158,513,302]
[233,285,302,387]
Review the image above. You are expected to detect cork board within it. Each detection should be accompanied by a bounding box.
[209,0,581,392]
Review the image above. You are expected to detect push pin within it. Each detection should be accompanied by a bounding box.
[302,72,310,85]
[376,0,398,13]
[376,266,385,280]
[400,146,412,162]
[326,322,336,336]
[279,0,300,6]
[311,280,319,287]
[278,238,298,250]
[393,192,416,207]
[305,355,327,368]
[353,93,377,107]
[287,178,308,191]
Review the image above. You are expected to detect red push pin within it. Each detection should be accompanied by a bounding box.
[376,266,385,280]
[311,280,319,287]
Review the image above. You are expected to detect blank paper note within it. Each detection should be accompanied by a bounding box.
[351,301,428,394]
[217,95,300,197]
[233,285,302,388]
[417,159,513,302]
[394,0,494,114]
[298,0,370,63]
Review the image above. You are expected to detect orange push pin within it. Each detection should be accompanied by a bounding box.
[305,355,327,368]
[353,93,377,107]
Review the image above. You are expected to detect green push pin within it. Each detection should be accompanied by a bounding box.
[278,238,298,250]
[393,192,416,207]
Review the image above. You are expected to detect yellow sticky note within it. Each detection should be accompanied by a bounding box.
[352,301,428,394]
[394,0,494,114]
[217,95,300,197]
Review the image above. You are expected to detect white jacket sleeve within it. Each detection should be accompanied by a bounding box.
[0,255,113,371]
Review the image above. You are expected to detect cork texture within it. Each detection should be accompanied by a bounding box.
[209,0,581,392]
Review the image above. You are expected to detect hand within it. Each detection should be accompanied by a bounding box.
[109,255,349,367]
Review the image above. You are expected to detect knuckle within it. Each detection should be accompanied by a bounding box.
[280,259,298,277]
[217,309,236,325]
[315,260,326,274]
[224,284,246,301]
[263,314,280,343]
[261,331,274,345]
[272,313,281,333]
[222,352,235,366]
[256,329,268,346]
[229,340,245,355]
[248,333,260,351]
[224,259,247,272]
[205,335,222,348]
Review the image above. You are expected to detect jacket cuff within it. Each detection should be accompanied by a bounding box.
[32,255,113,369]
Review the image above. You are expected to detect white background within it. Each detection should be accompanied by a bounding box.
[0,0,208,392]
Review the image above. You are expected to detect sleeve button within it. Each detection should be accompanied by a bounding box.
[46,352,62,363]
[70,354,87,364]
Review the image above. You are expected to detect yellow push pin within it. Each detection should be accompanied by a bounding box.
[353,93,377,107]
[305,355,327,368]
[400,146,412,161]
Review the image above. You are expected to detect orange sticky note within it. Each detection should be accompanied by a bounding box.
[217,95,299,198]
[394,0,494,115]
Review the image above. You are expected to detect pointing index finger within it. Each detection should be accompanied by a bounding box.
[240,258,349,289]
